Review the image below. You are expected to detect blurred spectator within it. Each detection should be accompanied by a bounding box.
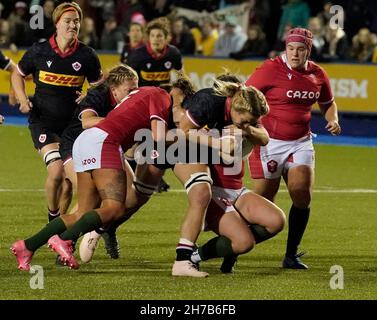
[317,1,333,26]
[308,17,325,61]
[116,0,148,31]
[32,0,55,42]
[351,27,377,62]
[120,22,145,64]
[277,0,310,39]
[193,19,219,56]
[269,23,293,58]
[320,25,349,62]
[8,1,34,49]
[229,24,268,59]
[100,15,125,52]
[248,0,271,30]
[214,16,247,57]
[171,16,196,55]
[0,19,11,47]
[79,17,99,49]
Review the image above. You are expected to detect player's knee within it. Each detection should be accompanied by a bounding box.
[188,183,212,208]
[269,208,286,234]
[231,232,255,254]
[290,187,311,208]
[103,202,126,222]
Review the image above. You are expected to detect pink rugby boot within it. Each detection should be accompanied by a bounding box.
[47,235,79,270]
[10,240,34,271]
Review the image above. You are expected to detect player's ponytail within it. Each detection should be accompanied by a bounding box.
[214,79,269,118]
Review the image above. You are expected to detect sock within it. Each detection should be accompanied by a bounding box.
[48,208,60,222]
[198,236,233,261]
[102,214,131,235]
[24,217,67,252]
[190,248,202,264]
[286,205,310,257]
[249,224,274,244]
[60,210,103,243]
[176,238,195,261]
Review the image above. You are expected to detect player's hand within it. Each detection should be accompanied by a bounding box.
[75,91,86,104]
[19,99,32,114]
[0,114,4,124]
[325,120,341,136]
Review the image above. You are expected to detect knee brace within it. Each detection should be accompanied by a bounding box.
[43,149,61,167]
[184,172,213,194]
[133,178,157,196]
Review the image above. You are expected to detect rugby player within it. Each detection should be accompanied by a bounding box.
[11,2,103,222]
[246,28,341,269]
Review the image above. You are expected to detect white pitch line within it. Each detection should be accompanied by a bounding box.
[1,188,377,193]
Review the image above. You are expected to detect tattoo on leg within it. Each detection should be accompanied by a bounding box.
[98,172,126,202]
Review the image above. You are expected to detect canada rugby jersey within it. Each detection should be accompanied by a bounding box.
[245,54,334,140]
[0,51,11,70]
[127,42,182,87]
[95,86,172,151]
[183,88,232,131]
[17,34,102,123]
[61,84,117,145]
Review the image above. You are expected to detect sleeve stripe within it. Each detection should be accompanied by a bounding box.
[89,72,104,86]
[16,64,26,77]
[185,110,200,127]
[318,97,334,105]
[150,115,167,125]
[78,108,98,120]
[3,60,11,71]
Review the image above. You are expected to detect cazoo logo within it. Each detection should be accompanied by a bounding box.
[82,158,96,166]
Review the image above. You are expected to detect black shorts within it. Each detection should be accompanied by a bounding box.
[59,138,74,163]
[28,112,68,150]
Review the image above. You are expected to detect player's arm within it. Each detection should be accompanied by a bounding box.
[242,123,269,146]
[323,101,341,136]
[80,109,104,129]
[11,66,32,113]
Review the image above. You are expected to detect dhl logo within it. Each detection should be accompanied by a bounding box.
[39,71,85,87]
[140,70,170,81]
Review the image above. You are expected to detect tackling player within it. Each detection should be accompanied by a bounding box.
[246,28,341,269]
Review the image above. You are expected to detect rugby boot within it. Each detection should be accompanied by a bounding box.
[10,240,33,271]
[282,252,308,269]
[47,235,79,269]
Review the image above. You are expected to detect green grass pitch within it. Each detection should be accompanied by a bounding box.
[1,125,377,300]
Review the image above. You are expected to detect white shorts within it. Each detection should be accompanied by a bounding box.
[204,186,250,231]
[248,134,315,179]
[72,127,125,173]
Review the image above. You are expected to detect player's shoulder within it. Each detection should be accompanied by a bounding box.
[27,40,50,55]
[167,44,182,57]
[77,42,98,57]
[307,60,327,76]
[257,56,281,71]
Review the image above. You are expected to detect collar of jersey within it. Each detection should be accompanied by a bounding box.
[49,33,79,58]
[146,41,168,60]
[281,53,308,71]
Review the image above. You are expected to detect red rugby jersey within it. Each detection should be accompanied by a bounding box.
[95,86,171,151]
[245,54,334,140]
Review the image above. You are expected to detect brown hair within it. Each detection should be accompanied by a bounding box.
[145,17,171,38]
[52,2,83,25]
[213,80,269,117]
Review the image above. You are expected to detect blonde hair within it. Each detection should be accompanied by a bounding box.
[104,64,138,88]
[213,80,269,117]
[53,2,83,25]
